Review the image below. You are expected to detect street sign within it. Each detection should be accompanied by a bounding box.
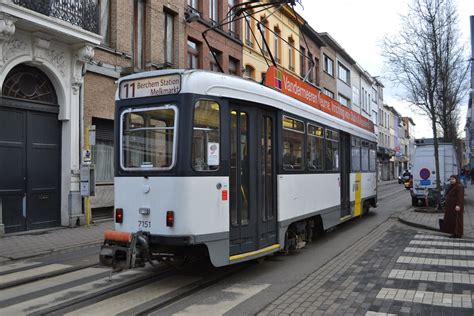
[419,168,430,180]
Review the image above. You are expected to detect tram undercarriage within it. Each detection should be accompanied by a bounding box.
[99,231,207,271]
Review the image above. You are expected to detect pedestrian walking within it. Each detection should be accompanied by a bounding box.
[442,175,464,238]
[460,169,467,187]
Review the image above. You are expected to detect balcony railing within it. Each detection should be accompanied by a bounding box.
[13,0,99,34]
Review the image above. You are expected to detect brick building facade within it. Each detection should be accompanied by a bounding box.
[85,0,243,215]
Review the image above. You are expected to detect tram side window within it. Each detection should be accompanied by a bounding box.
[325,129,339,171]
[361,141,369,171]
[282,116,304,170]
[351,137,361,172]
[307,124,324,171]
[192,100,220,171]
[369,143,376,172]
[122,107,176,170]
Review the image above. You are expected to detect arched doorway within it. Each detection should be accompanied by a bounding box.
[0,64,61,233]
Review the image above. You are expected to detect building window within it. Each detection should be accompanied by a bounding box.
[273,26,281,63]
[245,13,253,47]
[338,62,350,84]
[324,54,334,76]
[307,52,314,82]
[92,118,114,183]
[209,0,218,24]
[288,37,295,71]
[314,57,319,85]
[365,90,369,112]
[324,88,334,99]
[228,0,236,37]
[164,11,174,65]
[229,57,239,76]
[244,65,255,80]
[134,0,146,69]
[352,85,360,107]
[210,49,222,72]
[99,0,110,46]
[338,94,350,107]
[187,0,198,9]
[187,39,199,69]
[300,46,306,78]
[262,20,270,55]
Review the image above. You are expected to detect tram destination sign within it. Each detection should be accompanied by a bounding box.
[264,66,375,133]
[119,74,181,99]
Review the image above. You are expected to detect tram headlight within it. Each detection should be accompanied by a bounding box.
[166,210,174,227]
[115,208,124,223]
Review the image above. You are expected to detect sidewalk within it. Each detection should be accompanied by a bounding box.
[398,183,474,238]
[0,220,113,263]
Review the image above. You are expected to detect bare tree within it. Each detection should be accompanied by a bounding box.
[435,1,469,143]
[382,0,468,208]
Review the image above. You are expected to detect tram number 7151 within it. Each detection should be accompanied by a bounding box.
[138,220,151,229]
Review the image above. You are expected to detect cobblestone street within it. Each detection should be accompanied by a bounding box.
[259,220,474,315]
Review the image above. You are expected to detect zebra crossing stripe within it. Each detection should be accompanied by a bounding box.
[365,312,397,316]
[404,247,474,256]
[397,256,474,268]
[414,234,470,241]
[65,275,201,315]
[0,267,109,303]
[173,284,270,315]
[0,264,71,286]
[376,287,473,308]
[409,240,474,248]
[0,261,42,274]
[388,269,474,284]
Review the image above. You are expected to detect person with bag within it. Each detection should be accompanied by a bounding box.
[442,175,464,238]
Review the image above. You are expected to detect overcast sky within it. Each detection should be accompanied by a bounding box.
[296,0,473,139]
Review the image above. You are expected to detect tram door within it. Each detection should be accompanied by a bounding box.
[340,132,351,217]
[229,105,277,255]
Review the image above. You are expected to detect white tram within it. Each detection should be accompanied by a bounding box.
[100,69,377,269]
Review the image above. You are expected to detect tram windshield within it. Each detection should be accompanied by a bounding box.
[120,106,177,171]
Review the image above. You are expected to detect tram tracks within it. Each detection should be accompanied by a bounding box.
[45,261,255,316]
[0,254,256,315]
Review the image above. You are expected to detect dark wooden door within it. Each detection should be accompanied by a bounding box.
[0,107,27,232]
[0,107,60,233]
[26,111,61,230]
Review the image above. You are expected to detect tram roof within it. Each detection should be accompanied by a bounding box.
[117,69,376,141]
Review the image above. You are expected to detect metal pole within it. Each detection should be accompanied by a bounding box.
[84,126,91,226]
[470,16,474,168]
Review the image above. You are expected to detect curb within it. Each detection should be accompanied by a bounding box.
[397,215,441,233]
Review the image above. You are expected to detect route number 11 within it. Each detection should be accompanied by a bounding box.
[122,82,135,99]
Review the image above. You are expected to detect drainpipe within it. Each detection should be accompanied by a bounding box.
[79,64,85,226]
